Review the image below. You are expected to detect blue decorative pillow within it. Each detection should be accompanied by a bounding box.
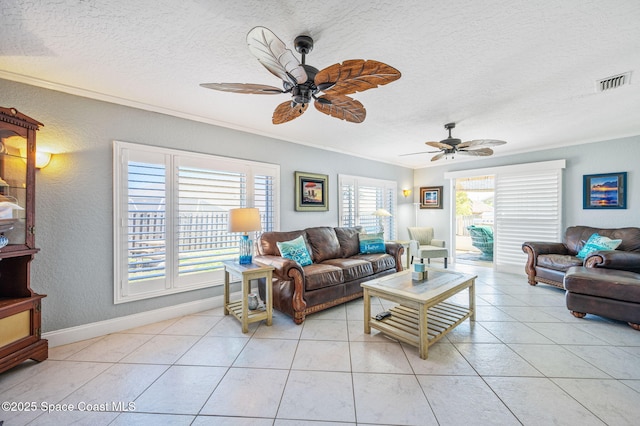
[359,233,386,254]
[276,235,313,266]
[576,233,622,259]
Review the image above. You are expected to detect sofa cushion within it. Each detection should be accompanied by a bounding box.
[277,235,313,266]
[352,253,396,273]
[576,233,622,259]
[322,258,374,281]
[257,230,308,256]
[537,254,583,272]
[305,227,342,263]
[564,226,640,255]
[359,232,386,254]
[334,226,362,258]
[303,263,344,291]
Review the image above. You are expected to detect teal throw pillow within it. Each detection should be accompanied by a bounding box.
[359,233,386,254]
[576,233,622,259]
[277,235,313,266]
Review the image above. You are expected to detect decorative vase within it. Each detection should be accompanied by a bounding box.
[248,293,259,310]
[239,234,253,264]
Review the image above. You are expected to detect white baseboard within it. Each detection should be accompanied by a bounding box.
[43,295,226,348]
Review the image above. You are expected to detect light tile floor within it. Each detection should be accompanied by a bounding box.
[2,263,640,425]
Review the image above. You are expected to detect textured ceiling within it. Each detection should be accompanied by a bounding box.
[1,0,639,168]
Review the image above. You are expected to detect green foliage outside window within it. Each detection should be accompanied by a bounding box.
[456,191,473,216]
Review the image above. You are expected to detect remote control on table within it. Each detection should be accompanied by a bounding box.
[375,311,392,321]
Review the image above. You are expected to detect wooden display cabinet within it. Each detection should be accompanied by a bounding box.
[0,107,46,374]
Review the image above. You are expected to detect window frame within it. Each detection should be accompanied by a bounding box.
[338,174,398,240]
[445,160,565,273]
[113,141,280,304]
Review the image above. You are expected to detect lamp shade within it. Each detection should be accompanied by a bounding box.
[228,208,262,233]
[372,208,392,217]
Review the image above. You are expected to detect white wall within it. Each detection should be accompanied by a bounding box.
[413,136,640,249]
[1,78,413,332]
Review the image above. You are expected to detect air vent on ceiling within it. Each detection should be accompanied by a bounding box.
[596,72,631,92]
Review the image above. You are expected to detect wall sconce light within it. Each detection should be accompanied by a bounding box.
[19,148,53,169]
[35,151,52,169]
[402,189,412,198]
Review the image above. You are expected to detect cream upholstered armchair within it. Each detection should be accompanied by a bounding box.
[407,227,449,268]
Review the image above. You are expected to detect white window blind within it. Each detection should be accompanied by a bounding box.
[494,168,563,270]
[114,141,279,303]
[338,174,397,240]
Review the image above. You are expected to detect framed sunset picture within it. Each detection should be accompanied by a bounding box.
[295,171,328,211]
[420,186,443,209]
[583,172,627,209]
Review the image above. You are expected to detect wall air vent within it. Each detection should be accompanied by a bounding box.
[596,72,631,92]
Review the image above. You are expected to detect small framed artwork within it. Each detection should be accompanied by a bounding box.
[583,172,627,209]
[420,186,443,209]
[295,171,329,211]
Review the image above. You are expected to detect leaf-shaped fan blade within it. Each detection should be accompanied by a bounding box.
[457,148,494,156]
[247,26,307,86]
[314,94,366,123]
[431,152,446,161]
[458,139,507,149]
[272,101,308,124]
[200,83,284,94]
[425,141,454,150]
[315,60,401,96]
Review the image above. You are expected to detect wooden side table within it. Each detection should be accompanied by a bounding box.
[222,260,275,333]
[392,240,411,269]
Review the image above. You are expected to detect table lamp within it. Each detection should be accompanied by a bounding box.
[228,207,262,264]
[372,208,392,235]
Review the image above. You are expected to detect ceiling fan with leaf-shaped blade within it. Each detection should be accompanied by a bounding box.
[401,123,507,161]
[200,26,401,124]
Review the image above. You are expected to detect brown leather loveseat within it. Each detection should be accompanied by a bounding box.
[254,226,403,324]
[522,226,640,288]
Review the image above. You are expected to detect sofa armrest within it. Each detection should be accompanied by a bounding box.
[384,242,405,271]
[522,241,568,256]
[522,241,568,284]
[585,250,640,273]
[254,255,304,281]
[409,239,419,255]
[431,239,445,248]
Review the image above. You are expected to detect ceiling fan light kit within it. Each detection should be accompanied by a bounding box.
[201,27,401,124]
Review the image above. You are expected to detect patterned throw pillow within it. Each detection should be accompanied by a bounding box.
[576,233,622,259]
[359,232,386,254]
[276,235,313,266]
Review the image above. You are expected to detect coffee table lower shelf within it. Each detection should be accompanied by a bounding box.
[370,302,471,351]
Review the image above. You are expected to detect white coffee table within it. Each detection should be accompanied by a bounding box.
[362,268,476,359]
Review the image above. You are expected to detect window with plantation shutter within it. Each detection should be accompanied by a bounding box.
[445,160,565,273]
[338,174,397,240]
[114,141,279,303]
[494,167,563,271]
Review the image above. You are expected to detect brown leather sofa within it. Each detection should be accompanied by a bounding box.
[254,226,403,324]
[564,266,640,330]
[522,226,640,288]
